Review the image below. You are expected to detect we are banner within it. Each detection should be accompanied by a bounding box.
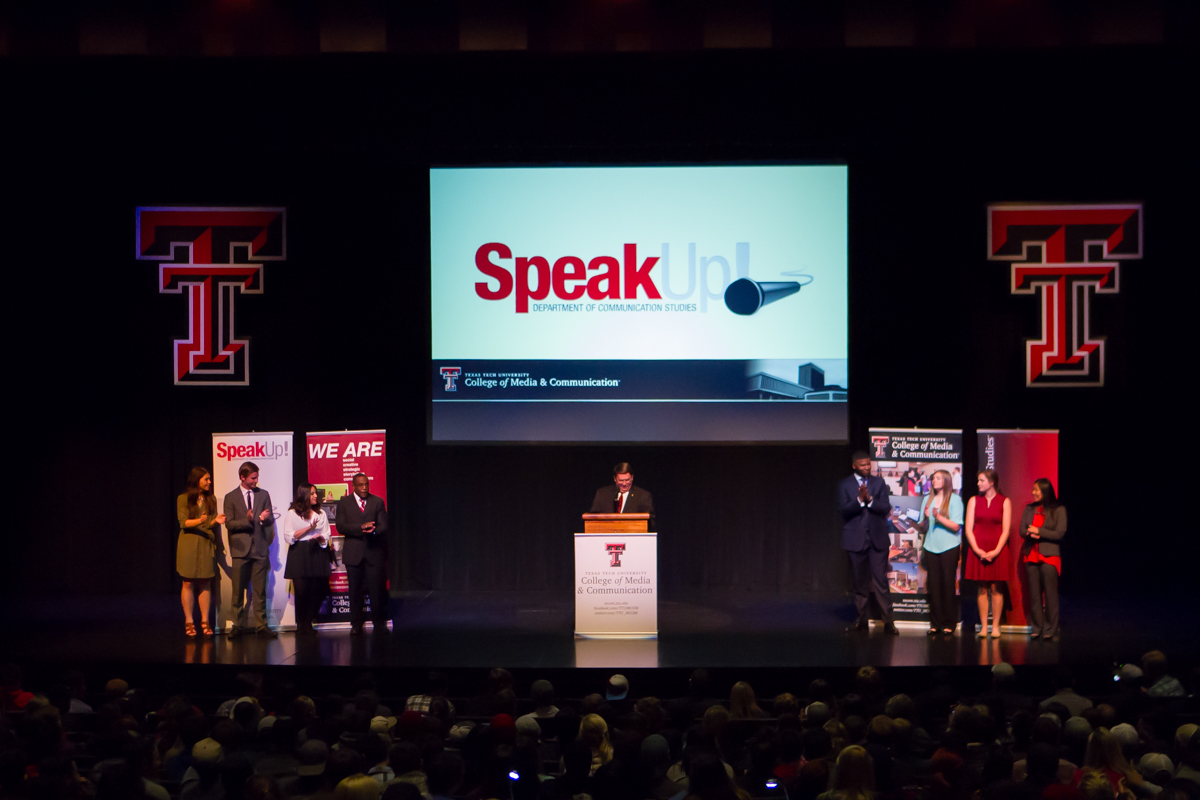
[305,430,388,625]
[868,428,963,623]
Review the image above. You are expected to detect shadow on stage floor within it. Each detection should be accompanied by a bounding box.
[7,590,1192,672]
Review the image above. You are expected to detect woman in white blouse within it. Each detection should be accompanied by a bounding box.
[283,483,332,636]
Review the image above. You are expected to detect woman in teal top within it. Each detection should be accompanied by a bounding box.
[917,469,964,635]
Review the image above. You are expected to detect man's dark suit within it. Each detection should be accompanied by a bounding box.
[588,485,655,530]
[223,486,276,631]
[335,492,389,629]
[837,472,894,625]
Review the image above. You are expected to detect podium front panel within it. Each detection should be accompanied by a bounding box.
[574,532,657,638]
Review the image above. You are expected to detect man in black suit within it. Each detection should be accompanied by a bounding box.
[222,461,277,639]
[837,451,898,634]
[335,473,389,634]
[588,462,655,530]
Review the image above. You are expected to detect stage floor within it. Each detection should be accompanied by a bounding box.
[8,590,1191,671]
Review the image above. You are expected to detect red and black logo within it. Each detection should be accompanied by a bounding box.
[136,207,286,386]
[871,436,889,458]
[987,204,1141,387]
[606,543,626,567]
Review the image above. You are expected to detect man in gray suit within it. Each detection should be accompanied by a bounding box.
[223,461,277,638]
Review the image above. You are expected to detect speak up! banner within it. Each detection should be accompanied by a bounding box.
[211,432,295,630]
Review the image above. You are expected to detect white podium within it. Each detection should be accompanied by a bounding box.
[574,514,657,639]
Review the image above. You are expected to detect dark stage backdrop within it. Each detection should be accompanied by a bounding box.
[4,47,1194,609]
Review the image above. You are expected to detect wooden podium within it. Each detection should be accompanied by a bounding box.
[575,514,657,639]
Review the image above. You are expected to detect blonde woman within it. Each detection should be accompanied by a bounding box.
[729,681,766,719]
[578,713,613,776]
[917,470,964,636]
[818,745,876,800]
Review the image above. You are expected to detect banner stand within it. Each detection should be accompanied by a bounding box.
[977,429,1059,636]
[211,432,295,633]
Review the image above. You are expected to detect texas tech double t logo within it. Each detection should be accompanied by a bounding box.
[987,204,1141,388]
[136,207,286,385]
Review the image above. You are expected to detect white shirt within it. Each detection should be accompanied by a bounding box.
[283,508,330,548]
[854,474,874,507]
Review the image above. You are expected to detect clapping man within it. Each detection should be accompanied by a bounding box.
[223,461,277,638]
[336,473,390,634]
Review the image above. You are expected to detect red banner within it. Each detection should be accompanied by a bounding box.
[977,429,1058,628]
[306,430,388,624]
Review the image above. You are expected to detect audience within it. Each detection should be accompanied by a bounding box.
[3,657,1199,800]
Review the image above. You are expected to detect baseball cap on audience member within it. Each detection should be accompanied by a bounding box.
[641,734,670,769]
[296,739,329,777]
[192,738,223,766]
[804,702,831,726]
[606,674,629,701]
[515,715,541,739]
[1118,664,1144,681]
[396,710,424,740]
[370,716,397,735]
[1064,717,1093,739]
[228,697,259,718]
[1138,753,1174,781]
[1177,724,1200,750]
[1110,724,1139,750]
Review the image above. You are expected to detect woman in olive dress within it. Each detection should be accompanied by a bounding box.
[177,467,226,638]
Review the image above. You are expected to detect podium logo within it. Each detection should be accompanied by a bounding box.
[605,543,626,567]
[440,367,462,391]
[987,203,1141,387]
[871,436,889,457]
[137,207,286,386]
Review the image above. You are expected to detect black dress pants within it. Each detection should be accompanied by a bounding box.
[923,546,960,631]
[848,544,894,623]
[1026,561,1059,637]
[346,557,388,628]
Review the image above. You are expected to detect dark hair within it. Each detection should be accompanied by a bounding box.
[613,462,633,476]
[851,450,870,463]
[186,467,217,517]
[289,483,320,519]
[977,469,1002,496]
[1032,478,1060,509]
[352,473,368,483]
[238,461,260,479]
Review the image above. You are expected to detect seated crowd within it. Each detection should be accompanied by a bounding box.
[1,652,1198,800]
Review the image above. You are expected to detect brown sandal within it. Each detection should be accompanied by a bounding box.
[185,622,197,638]
[200,623,214,637]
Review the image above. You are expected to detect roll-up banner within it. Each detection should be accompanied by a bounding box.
[868,428,964,623]
[977,429,1058,630]
[305,430,388,626]
[211,432,295,631]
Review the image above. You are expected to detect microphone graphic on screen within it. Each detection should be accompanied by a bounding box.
[724,279,802,315]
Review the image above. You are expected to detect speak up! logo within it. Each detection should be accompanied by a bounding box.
[473,242,809,315]
[215,440,289,462]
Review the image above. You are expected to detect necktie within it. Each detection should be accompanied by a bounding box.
[617,493,625,513]
[359,496,366,514]
[246,491,253,516]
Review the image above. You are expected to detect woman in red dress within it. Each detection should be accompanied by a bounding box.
[964,469,1012,638]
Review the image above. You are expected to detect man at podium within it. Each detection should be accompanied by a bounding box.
[589,462,655,530]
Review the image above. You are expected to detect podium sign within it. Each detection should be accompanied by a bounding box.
[574,532,657,638]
